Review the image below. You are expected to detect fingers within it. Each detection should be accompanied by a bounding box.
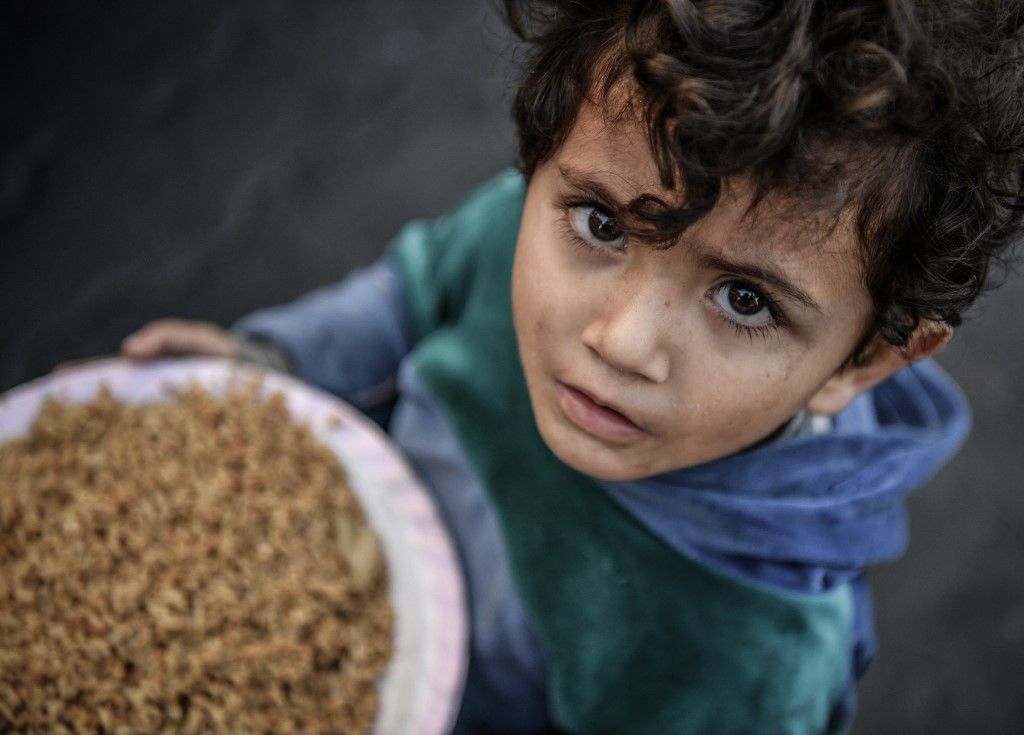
[120,319,238,360]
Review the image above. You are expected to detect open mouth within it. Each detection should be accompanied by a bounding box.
[556,382,646,444]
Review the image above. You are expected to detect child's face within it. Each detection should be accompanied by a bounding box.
[511,100,878,481]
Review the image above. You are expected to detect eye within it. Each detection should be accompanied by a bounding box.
[569,205,626,251]
[712,281,774,328]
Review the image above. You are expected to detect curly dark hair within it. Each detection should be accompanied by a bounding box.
[503,0,1024,352]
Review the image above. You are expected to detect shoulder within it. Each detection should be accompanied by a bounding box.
[391,168,525,273]
[388,169,526,340]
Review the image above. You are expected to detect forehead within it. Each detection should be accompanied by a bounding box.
[553,100,868,305]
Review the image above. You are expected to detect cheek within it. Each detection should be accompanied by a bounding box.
[681,350,810,432]
[514,229,575,342]
[512,227,556,360]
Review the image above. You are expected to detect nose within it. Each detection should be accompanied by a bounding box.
[580,286,671,384]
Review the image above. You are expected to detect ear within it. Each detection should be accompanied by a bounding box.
[806,323,952,416]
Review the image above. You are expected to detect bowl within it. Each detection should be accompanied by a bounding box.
[0,356,467,735]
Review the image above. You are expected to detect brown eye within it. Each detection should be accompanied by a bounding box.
[570,205,626,250]
[712,281,774,328]
[728,284,763,316]
[587,208,622,242]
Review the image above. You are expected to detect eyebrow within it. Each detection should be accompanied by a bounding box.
[557,164,669,210]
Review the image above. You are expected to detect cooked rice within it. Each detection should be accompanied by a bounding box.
[0,379,392,734]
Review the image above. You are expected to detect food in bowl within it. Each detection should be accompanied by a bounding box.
[0,379,392,734]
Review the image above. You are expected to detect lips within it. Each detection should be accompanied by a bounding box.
[557,382,647,443]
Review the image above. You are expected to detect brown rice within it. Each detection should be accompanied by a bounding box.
[0,379,392,734]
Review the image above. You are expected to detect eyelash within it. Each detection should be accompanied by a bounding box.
[556,194,788,340]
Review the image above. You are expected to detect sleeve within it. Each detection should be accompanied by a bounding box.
[234,335,297,375]
[230,257,410,421]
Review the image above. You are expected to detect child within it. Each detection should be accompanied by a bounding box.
[120,1,1023,731]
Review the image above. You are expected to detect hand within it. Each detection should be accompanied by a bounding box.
[120,318,239,360]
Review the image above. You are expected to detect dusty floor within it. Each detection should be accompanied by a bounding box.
[3,2,1022,732]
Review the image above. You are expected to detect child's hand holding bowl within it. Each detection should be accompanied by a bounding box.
[120,318,239,360]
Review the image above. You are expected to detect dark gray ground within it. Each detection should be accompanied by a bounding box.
[2,2,1022,732]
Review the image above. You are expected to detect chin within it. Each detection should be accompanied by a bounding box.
[577,460,651,483]
[536,416,656,482]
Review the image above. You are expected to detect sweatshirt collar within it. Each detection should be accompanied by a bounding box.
[599,359,970,577]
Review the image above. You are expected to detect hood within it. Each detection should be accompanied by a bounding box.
[601,358,971,592]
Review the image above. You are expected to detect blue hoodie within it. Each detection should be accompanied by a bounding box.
[234,170,970,734]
